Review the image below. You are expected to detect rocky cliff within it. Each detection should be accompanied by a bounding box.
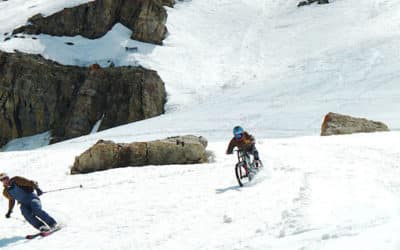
[13,0,174,45]
[0,51,166,146]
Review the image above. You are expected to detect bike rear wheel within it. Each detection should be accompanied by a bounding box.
[235,162,250,187]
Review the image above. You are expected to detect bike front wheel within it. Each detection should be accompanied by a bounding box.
[235,162,250,187]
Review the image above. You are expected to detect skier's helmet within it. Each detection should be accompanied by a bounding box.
[233,126,244,140]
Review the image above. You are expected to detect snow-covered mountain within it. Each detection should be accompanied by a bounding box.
[0,0,399,249]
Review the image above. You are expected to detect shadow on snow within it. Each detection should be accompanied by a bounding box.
[0,236,26,248]
[215,185,241,194]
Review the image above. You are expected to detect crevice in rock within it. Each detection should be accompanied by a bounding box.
[13,96,22,137]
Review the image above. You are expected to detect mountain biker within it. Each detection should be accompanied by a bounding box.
[226,126,261,166]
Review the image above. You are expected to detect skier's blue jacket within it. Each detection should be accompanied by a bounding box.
[2,176,38,213]
[7,183,38,204]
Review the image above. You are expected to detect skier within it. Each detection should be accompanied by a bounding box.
[0,173,58,232]
[226,126,261,166]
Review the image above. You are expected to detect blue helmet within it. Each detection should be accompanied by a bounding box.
[233,126,244,140]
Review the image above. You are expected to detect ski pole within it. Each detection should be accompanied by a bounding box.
[43,184,83,194]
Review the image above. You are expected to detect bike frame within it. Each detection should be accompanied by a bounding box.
[236,150,254,169]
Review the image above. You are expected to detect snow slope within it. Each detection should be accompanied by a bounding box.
[0,0,400,249]
[1,133,400,250]
[2,0,400,140]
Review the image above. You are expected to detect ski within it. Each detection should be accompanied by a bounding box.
[40,226,61,237]
[26,232,42,240]
[26,226,61,240]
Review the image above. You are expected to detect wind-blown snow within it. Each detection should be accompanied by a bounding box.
[0,0,399,249]
[90,114,104,134]
[0,132,51,152]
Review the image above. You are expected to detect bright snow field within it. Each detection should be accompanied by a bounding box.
[0,0,399,249]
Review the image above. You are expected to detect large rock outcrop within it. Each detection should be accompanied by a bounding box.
[320,112,389,136]
[0,51,166,146]
[13,0,173,45]
[71,135,208,174]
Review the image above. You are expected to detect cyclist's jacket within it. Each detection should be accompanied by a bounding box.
[226,131,255,154]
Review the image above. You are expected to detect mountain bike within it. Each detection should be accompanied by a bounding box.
[234,149,263,187]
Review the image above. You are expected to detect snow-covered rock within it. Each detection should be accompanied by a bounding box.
[12,0,171,45]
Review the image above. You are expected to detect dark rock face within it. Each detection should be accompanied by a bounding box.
[297,0,329,7]
[162,0,175,7]
[13,0,172,45]
[71,135,208,174]
[0,51,166,146]
[320,112,389,136]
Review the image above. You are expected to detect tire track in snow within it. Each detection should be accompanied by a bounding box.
[277,171,313,238]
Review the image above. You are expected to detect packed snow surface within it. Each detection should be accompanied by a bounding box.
[0,0,400,249]
[1,133,400,250]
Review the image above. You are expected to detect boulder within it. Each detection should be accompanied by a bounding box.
[297,0,329,7]
[12,0,172,45]
[320,112,389,136]
[297,1,308,7]
[0,51,166,146]
[71,135,208,174]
